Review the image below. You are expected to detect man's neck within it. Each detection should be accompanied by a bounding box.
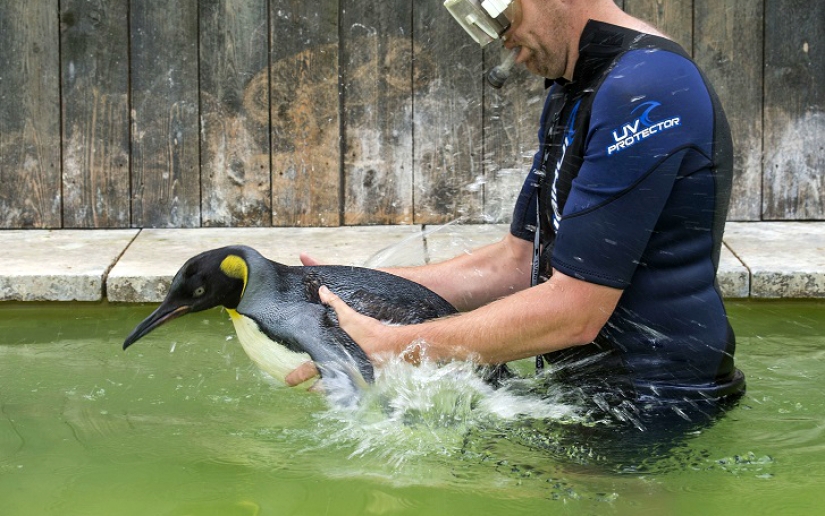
[561,0,669,81]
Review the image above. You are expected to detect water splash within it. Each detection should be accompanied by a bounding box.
[309,355,584,471]
[361,217,468,268]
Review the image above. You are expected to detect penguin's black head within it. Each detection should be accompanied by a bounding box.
[123,247,250,350]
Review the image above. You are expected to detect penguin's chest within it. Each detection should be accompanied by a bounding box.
[226,309,313,387]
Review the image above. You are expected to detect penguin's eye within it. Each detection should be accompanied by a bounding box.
[193,286,206,297]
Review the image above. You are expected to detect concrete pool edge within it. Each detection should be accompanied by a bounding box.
[0,222,824,302]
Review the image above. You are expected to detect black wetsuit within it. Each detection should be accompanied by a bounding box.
[510,21,745,407]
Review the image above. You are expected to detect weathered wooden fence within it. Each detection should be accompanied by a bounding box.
[0,0,822,228]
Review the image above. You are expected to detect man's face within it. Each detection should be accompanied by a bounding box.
[502,0,572,80]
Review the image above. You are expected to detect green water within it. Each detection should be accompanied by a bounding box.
[1,301,824,515]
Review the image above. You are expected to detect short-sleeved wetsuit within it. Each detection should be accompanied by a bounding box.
[510,21,745,404]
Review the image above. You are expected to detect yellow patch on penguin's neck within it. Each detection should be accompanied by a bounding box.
[220,255,248,296]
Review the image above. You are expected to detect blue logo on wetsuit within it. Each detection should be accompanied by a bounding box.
[607,101,681,155]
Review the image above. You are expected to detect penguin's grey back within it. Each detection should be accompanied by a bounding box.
[301,265,458,323]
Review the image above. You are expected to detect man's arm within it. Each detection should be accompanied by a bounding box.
[318,267,622,366]
[378,233,534,311]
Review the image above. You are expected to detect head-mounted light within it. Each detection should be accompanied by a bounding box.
[444,0,513,47]
[444,0,519,88]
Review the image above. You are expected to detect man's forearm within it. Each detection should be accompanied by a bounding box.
[380,233,534,311]
[358,270,623,365]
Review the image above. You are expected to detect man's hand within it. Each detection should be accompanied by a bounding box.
[299,253,323,266]
[317,286,388,359]
[284,361,320,387]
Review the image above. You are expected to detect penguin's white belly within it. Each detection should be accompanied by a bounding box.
[226,309,313,387]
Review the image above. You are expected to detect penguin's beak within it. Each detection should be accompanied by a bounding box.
[123,302,192,350]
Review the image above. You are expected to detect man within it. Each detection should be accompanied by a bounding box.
[287,0,745,414]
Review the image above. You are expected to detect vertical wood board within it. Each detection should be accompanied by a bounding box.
[200,0,271,227]
[763,0,825,220]
[270,0,341,226]
[1,1,824,227]
[0,0,62,228]
[412,0,484,224]
[60,0,130,228]
[341,0,414,225]
[694,0,764,221]
[130,0,200,227]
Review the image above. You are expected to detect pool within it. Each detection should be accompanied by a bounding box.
[1,300,823,515]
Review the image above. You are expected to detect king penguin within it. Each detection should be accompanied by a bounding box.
[123,245,460,394]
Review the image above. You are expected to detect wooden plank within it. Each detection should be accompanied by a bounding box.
[130,0,200,228]
[763,0,825,220]
[60,0,130,228]
[0,1,61,228]
[270,0,340,226]
[341,0,414,225]
[623,0,693,52]
[694,0,763,221]
[412,0,484,224]
[482,53,547,224]
[200,0,271,227]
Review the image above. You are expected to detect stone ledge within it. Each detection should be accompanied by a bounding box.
[1,222,823,302]
[0,230,138,302]
[723,222,825,298]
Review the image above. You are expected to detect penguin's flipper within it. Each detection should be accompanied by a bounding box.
[296,337,372,406]
[313,360,371,408]
[246,302,373,395]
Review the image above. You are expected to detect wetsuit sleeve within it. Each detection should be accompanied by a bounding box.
[510,89,554,242]
[551,50,715,289]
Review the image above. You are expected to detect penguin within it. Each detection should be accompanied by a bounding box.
[123,245,462,394]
